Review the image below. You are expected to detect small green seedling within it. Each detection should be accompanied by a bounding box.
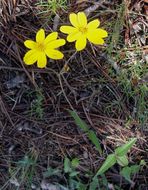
[36,0,67,16]
[31,90,44,119]
[95,138,137,176]
[64,157,80,177]
[8,151,38,189]
[120,160,146,183]
[43,167,61,178]
[64,157,85,190]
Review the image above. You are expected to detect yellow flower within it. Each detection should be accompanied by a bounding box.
[23,29,66,68]
[60,12,108,51]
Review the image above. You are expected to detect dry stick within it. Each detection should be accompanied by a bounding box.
[61,74,78,105]
[46,131,88,154]
[53,14,60,31]
[58,52,78,111]
[84,0,109,16]
[0,61,14,127]
[120,45,148,52]
[90,46,120,74]
[15,42,39,89]
[58,74,74,110]
[85,49,116,82]
[84,2,102,16]
[0,95,14,127]
[82,102,94,127]
[102,53,120,74]
[45,63,75,111]
[0,65,58,73]
[18,125,42,135]
[0,168,21,190]
[60,51,77,74]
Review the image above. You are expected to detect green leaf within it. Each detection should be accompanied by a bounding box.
[96,154,116,176]
[130,165,140,174]
[120,166,131,182]
[69,171,79,177]
[69,179,79,190]
[101,174,109,187]
[88,130,102,155]
[43,167,61,177]
[64,157,71,173]
[78,183,87,190]
[115,138,137,156]
[17,156,35,166]
[140,159,146,166]
[117,155,129,166]
[71,158,79,168]
[120,165,141,183]
[89,176,99,190]
[68,110,89,132]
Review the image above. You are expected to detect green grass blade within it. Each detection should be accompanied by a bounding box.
[88,130,102,155]
[68,110,89,132]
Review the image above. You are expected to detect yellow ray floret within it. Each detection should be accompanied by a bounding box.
[60,12,108,51]
[23,29,66,68]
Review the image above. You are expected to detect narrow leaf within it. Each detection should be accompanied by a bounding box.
[69,171,79,177]
[96,154,116,176]
[120,166,131,182]
[117,155,129,166]
[89,176,99,190]
[78,183,87,190]
[64,157,71,173]
[130,165,140,174]
[88,130,102,155]
[43,167,61,177]
[68,110,89,132]
[115,138,137,157]
[120,165,140,183]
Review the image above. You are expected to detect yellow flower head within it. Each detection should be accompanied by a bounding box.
[60,12,108,51]
[23,29,66,68]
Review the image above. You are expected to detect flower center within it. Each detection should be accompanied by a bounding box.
[36,42,45,51]
[79,27,87,34]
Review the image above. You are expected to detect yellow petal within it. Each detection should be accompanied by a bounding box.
[77,12,87,27]
[36,29,45,43]
[95,29,108,38]
[45,49,64,60]
[44,32,58,45]
[47,39,66,49]
[69,13,79,28]
[87,34,105,44]
[24,40,36,49]
[67,31,81,42]
[37,52,47,68]
[87,28,108,38]
[75,35,87,51]
[87,19,100,29]
[60,26,78,34]
[23,50,38,65]
[87,29,108,44]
